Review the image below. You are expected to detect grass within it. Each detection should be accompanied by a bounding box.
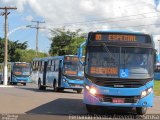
[154,80,160,96]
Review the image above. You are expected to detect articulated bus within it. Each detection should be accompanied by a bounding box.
[0,62,31,85]
[31,55,84,93]
[78,30,156,115]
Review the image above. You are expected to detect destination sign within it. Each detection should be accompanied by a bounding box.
[15,63,29,67]
[92,33,151,43]
[90,67,118,75]
[65,56,85,62]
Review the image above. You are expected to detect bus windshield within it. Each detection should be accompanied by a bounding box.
[13,64,30,76]
[64,57,84,76]
[86,46,153,79]
[120,47,153,79]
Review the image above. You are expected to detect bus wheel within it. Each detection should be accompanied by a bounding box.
[53,81,58,92]
[38,80,45,90]
[58,88,64,92]
[86,104,96,114]
[13,82,17,85]
[136,107,147,115]
[23,83,26,86]
[77,89,82,94]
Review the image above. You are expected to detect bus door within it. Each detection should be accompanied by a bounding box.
[43,61,48,86]
[58,60,62,87]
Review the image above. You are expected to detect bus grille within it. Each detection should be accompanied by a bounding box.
[96,95,140,103]
[93,78,151,88]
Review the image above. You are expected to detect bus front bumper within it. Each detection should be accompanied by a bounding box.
[83,89,154,108]
[12,77,31,83]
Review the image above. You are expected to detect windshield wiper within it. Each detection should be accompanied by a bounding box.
[123,49,126,69]
[101,43,116,61]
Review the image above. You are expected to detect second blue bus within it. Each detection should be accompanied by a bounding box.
[31,55,84,93]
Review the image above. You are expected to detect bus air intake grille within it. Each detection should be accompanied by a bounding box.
[93,78,151,88]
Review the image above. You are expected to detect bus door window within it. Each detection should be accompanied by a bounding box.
[51,60,55,72]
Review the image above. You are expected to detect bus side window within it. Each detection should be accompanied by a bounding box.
[40,61,43,72]
[47,60,51,71]
[51,60,55,72]
[55,60,59,72]
[36,61,38,71]
[37,61,40,71]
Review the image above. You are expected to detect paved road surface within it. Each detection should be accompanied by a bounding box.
[0,84,159,120]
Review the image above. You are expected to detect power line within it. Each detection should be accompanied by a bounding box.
[49,11,160,27]
[27,20,45,57]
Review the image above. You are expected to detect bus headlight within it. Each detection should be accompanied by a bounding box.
[147,87,153,93]
[90,88,97,95]
[141,91,147,98]
[141,87,153,98]
[85,85,97,96]
[85,85,90,90]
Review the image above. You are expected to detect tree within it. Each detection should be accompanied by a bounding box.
[14,49,47,63]
[49,28,85,56]
[0,37,47,63]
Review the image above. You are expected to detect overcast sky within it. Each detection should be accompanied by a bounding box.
[0,0,160,52]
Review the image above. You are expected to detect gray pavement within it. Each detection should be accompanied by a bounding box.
[0,83,159,119]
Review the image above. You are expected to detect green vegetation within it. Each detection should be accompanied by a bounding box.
[0,37,47,63]
[49,27,85,56]
[154,80,160,96]
[14,49,47,63]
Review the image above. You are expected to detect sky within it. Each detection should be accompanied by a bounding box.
[0,0,160,53]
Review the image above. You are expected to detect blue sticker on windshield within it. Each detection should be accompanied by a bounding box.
[120,69,128,78]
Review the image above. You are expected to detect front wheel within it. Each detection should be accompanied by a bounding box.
[86,104,97,114]
[23,83,26,86]
[136,107,147,115]
[38,80,46,90]
[77,89,82,94]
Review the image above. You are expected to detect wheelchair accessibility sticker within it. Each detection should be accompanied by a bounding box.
[120,69,128,78]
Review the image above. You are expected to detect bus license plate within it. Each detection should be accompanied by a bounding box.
[112,98,124,103]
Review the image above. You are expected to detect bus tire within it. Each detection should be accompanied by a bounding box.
[13,82,17,85]
[77,89,82,94]
[136,107,147,115]
[86,104,96,114]
[58,88,64,92]
[23,83,26,86]
[53,80,58,92]
[38,79,45,90]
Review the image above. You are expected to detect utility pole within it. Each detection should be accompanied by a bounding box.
[27,21,45,57]
[0,7,17,85]
[158,40,160,54]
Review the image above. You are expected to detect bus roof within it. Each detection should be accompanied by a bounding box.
[96,30,149,35]
[32,55,81,62]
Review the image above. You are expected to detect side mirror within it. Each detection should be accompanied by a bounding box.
[78,41,86,66]
[154,50,157,71]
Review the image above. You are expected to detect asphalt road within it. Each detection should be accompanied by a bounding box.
[0,83,159,120]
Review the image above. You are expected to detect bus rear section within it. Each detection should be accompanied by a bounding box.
[79,31,156,115]
[11,62,31,85]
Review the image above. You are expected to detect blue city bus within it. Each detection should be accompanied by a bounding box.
[0,62,31,85]
[10,62,31,85]
[31,55,84,93]
[78,30,156,115]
